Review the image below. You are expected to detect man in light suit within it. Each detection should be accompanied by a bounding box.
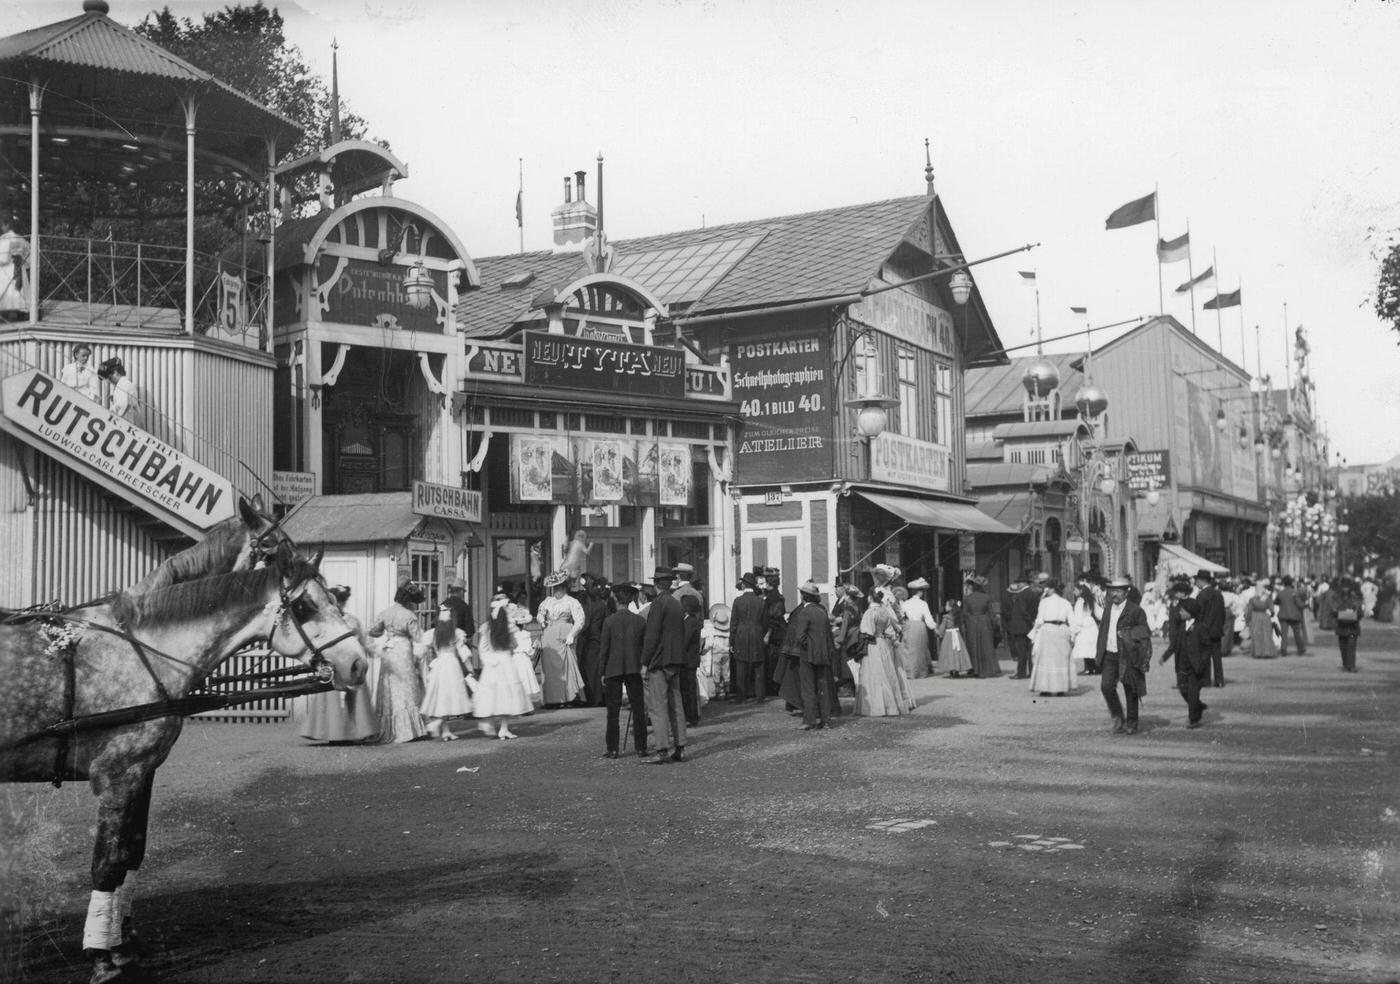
[641,567,688,764]
[1096,575,1152,735]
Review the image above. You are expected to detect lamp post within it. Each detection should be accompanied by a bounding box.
[1072,383,1114,578]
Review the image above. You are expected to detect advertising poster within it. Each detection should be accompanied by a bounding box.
[511,434,572,503]
[658,442,692,507]
[1185,379,1223,491]
[730,330,833,486]
[588,439,627,501]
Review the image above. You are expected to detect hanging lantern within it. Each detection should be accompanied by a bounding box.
[403,261,433,310]
[949,269,973,306]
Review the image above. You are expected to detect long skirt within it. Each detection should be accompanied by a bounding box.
[474,652,533,719]
[1248,610,1278,658]
[855,638,916,716]
[901,620,934,678]
[938,628,973,674]
[420,652,474,718]
[293,685,377,742]
[539,622,584,705]
[375,637,428,744]
[1028,624,1076,694]
[964,613,1001,677]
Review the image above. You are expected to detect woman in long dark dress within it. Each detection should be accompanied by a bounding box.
[962,575,1001,678]
[730,572,768,703]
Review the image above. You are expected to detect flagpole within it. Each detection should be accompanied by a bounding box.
[1185,219,1197,336]
[1155,183,1164,316]
[1235,275,1245,366]
[1212,247,1225,352]
[1035,280,1043,355]
[518,158,524,255]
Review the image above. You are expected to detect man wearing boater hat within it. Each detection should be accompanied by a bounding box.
[641,567,688,763]
[1096,575,1153,735]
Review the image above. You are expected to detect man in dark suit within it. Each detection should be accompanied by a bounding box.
[1005,571,1041,680]
[599,583,648,759]
[760,566,787,697]
[1159,595,1212,729]
[1193,569,1228,687]
[641,567,688,764]
[786,580,836,730]
[1096,575,1152,735]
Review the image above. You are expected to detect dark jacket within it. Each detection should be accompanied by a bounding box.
[763,588,788,648]
[682,612,702,669]
[1318,588,1363,638]
[1097,599,1152,695]
[642,590,686,670]
[1196,584,1226,641]
[731,590,768,663]
[784,600,835,666]
[1162,616,1212,676]
[598,609,646,678]
[1275,586,1304,622]
[1005,585,1040,635]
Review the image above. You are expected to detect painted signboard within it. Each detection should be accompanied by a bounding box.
[1125,450,1171,494]
[523,331,685,398]
[869,432,951,492]
[848,282,955,357]
[730,331,833,485]
[272,470,317,505]
[412,480,482,523]
[1,369,236,528]
[317,255,446,333]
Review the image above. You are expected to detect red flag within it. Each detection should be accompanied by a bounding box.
[1105,192,1156,230]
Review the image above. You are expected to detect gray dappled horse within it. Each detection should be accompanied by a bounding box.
[0,537,366,984]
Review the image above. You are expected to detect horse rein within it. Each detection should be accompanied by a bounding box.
[271,577,360,683]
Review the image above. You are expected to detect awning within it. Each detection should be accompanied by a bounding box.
[1156,542,1228,576]
[973,491,1033,532]
[283,493,482,547]
[857,490,1020,535]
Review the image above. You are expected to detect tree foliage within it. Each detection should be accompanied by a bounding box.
[1339,491,1400,574]
[1373,241,1400,343]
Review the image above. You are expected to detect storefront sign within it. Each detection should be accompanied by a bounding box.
[849,282,955,356]
[412,480,482,522]
[523,330,685,398]
[1,369,235,528]
[731,331,833,485]
[272,470,316,505]
[1125,450,1171,493]
[869,432,951,492]
[317,255,445,333]
[958,533,977,570]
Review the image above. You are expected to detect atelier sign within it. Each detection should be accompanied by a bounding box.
[1,369,235,528]
[523,330,684,397]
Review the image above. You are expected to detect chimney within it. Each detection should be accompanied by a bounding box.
[551,166,598,252]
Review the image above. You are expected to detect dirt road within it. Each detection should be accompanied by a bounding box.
[7,624,1399,983]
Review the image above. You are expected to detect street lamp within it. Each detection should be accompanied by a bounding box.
[948,269,973,306]
[850,394,900,440]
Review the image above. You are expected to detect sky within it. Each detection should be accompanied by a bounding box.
[8,0,1400,466]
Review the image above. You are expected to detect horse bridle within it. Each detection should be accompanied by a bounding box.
[271,575,360,683]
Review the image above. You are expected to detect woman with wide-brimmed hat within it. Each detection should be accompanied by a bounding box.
[536,570,586,707]
[961,574,1002,678]
[901,578,936,678]
[367,579,430,743]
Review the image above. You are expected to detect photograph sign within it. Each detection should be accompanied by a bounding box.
[730,331,833,485]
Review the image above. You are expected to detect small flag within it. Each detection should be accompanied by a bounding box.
[515,189,523,228]
[1157,231,1190,264]
[1203,288,1241,310]
[1105,191,1157,230]
[1174,265,1214,294]
[1070,306,1087,314]
[1018,270,1036,281]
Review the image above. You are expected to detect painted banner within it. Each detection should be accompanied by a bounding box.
[731,331,833,485]
[523,330,685,398]
[412,480,482,523]
[1,369,236,528]
[869,432,951,492]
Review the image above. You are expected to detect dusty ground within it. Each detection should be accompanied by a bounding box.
[5,624,1400,983]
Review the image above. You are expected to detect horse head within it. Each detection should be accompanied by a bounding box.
[266,543,366,689]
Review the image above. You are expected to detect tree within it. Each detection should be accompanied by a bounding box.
[1373,241,1400,343]
[1339,491,1400,575]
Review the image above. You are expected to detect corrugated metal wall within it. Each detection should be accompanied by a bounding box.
[191,347,276,501]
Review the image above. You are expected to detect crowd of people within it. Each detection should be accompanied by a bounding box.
[291,559,1383,753]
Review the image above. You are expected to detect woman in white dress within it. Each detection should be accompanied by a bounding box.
[474,593,534,739]
[1028,579,1076,695]
[535,570,586,707]
[420,603,474,740]
[900,579,937,678]
[854,588,917,716]
[1070,580,1102,675]
[367,583,430,744]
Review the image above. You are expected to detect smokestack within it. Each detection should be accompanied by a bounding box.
[575,170,586,202]
[563,176,572,204]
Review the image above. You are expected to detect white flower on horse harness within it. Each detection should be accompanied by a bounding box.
[40,618,84,660]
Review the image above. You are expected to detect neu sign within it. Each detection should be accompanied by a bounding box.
[0,369,236,529]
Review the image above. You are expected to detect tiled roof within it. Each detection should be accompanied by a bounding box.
[455,196,938,339]
[992,420,1084,440]
[964,353,1085,419]
[966,440,1001,462]
[282,493,421,545]
[966,461,1056,488]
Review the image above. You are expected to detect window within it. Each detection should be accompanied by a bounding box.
[853,333,879,398]
[897,347,918,438]
[935,363,953,447]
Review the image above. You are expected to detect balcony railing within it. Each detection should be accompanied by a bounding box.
[25,234,268,349]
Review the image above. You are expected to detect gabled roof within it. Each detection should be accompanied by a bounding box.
[964,353,1085,419]
[455,196,1006,364]
[1095,314,1249,379]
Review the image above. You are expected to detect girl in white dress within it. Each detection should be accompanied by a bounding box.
[1070,581,1102,674]
[474,594,534,739]
[1028,580,1076,695]
[420,604,474,740]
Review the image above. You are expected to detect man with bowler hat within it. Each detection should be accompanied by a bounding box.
[599,582,648,759]
[1193,569,1228,686]
[1096,575,1152,735]
[641,567,688,763]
